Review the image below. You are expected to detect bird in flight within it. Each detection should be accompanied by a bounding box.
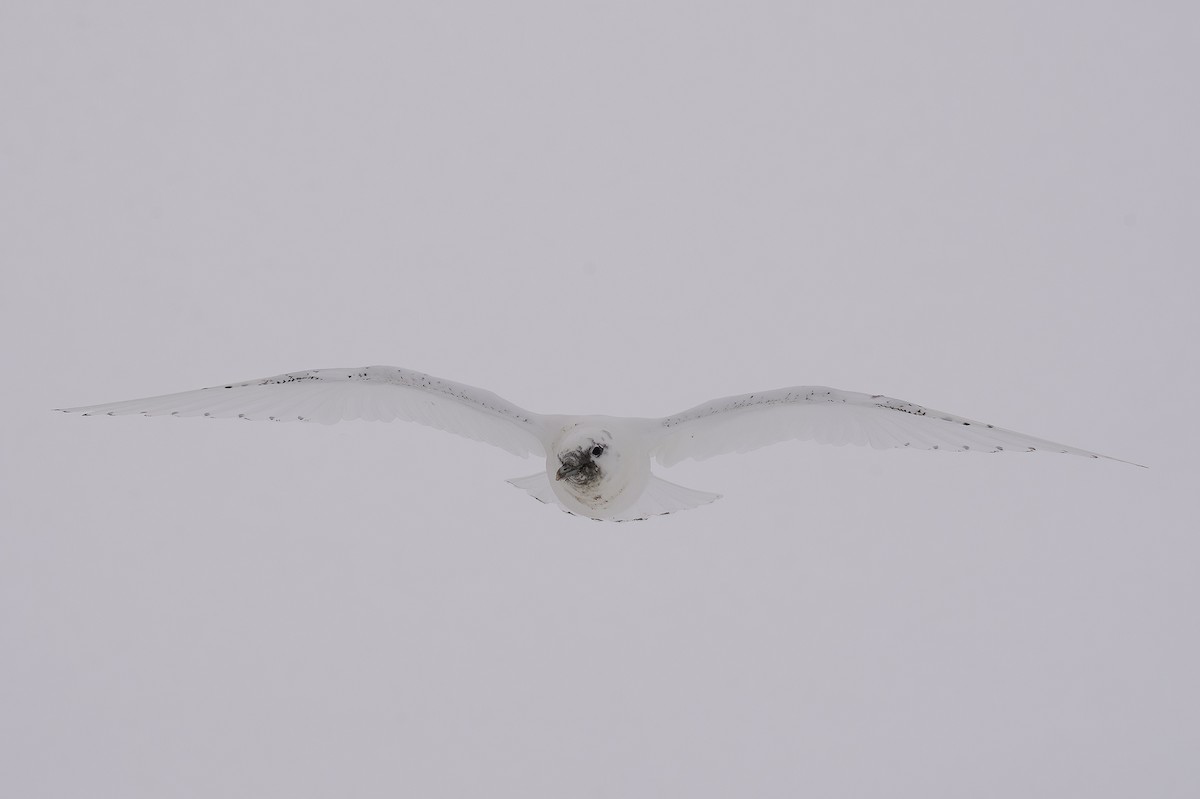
[58,366,1140,521]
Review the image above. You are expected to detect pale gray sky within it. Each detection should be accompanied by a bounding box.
[2,2,1197,797]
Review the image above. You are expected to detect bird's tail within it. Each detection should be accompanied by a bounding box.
[507,472,720,521]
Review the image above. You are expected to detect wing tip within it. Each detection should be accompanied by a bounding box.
[1104,454,1148,469]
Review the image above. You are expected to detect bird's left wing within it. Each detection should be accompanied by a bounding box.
[58,366,548,457]
[651,385,1140,467]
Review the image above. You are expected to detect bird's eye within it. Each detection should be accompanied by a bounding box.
[591,445,604,457]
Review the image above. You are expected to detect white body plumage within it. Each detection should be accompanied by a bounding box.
[58,365,1139,521]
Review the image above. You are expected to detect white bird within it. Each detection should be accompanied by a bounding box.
[57,366,1140,521]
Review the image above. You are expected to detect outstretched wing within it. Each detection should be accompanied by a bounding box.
[58,366,548,457]
[651,386,1140,467]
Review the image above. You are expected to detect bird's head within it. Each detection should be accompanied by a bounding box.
[554,429,613,488]
[547,422,649,518]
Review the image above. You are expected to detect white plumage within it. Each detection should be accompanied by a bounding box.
[59,365,1139,521]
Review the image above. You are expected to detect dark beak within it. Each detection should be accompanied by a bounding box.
[555,463,575,481]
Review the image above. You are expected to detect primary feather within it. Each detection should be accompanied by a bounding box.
[57,366,548,458]
[652,386,1140,467]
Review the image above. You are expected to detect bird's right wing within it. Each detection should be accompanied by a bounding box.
[58,365,549,458]
[650,385,1140,467]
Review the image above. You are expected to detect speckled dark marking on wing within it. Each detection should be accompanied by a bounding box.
[58,366,548,457]
[651,386,1139,467]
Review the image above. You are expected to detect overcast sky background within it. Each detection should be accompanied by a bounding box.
[2,2,1197,797]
